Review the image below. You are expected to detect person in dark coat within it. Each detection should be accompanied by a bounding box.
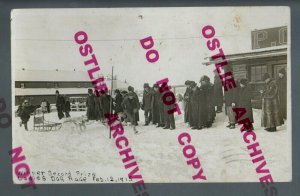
[183,80,192,124]
[46,101,51,113]
[142,83,153,126]
[152,84,164,127]
[94,90,103,121]
[224,81,238,129]
[237,79,254,127]
[121,92,139,133]
[161,82,176,130]
[213,69,224,113]
[114,89,124,114]
[128,86,140,125]
[55,90,65,120]
[86,89,96,120]
[200,75,215,128]
[65,96,71,118]
[277,68,287,119]
[99,89,113,118]
[18,100,40,131]
[261,73,284,132]
[189,81,202,130]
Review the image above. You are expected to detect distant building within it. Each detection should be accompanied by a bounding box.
[203,26,287,108]
[15,69,129,105]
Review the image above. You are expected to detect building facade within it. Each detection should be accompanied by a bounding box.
[15,70,129,106]
[203,26,288,108]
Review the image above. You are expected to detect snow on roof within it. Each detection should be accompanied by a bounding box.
[15,88,90,96]
[15,81,129,96]
[15,69,103,82]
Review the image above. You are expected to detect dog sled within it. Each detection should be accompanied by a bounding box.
[33,114,62,131]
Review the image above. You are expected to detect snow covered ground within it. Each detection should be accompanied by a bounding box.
[12,103,291,184]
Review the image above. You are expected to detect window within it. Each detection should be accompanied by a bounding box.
[250,65,268,82]
[46,82,52,88]
[54,83,59,88]
[77,83,81,88]
[21,83,25,88]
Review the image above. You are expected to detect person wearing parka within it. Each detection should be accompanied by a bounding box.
[189,81,204,130]
[200,75,215,128]
[99,90,113,118]
[121,91,139,133]
[261,73,284,132]
[237,79,254,125]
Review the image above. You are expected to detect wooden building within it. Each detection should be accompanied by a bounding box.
[14,69,129,106]
[203,26,288,108]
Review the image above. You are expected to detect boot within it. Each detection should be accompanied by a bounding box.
[229,123,235,129]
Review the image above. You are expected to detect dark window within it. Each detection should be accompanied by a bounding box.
[77,83,81,88]
[21,83,25,88]
[54,83,59,88]
[46,82,52,88]
[250,65,268,82]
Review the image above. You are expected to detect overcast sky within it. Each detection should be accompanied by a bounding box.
[11,7,289,90]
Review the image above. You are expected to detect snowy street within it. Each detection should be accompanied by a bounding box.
[12,104,291,183]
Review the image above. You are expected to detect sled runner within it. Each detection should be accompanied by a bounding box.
[33,115,62,131]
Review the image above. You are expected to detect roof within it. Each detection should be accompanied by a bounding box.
[202,47,287,66]
[15,69,105,82]
[15,80,129,96]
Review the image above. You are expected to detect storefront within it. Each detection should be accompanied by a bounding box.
[203,26,287,108]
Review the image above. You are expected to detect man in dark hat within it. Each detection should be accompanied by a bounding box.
[260,73,284,132]
[55,90,65,120]
[142,83,153,126]
[161,82,176,130]
[277,68,287,119]
[128,86,140,125]
[184,80,192,125]
[189,81,203,130]
[200,75,215,128]
[152,84,164,127]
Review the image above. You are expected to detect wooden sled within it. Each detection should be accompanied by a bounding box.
[33,115,62,131]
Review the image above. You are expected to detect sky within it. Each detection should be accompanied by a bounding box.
[11,7,289,90]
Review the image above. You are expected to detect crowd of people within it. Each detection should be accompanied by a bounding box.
[17,68,287,133]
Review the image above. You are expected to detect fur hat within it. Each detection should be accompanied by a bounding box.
[190,81,197,88]
[185,80,191,85]
[143,83,150,88]
[200,75,210,82]
[128,86,134,92]
[153,84,159,88]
